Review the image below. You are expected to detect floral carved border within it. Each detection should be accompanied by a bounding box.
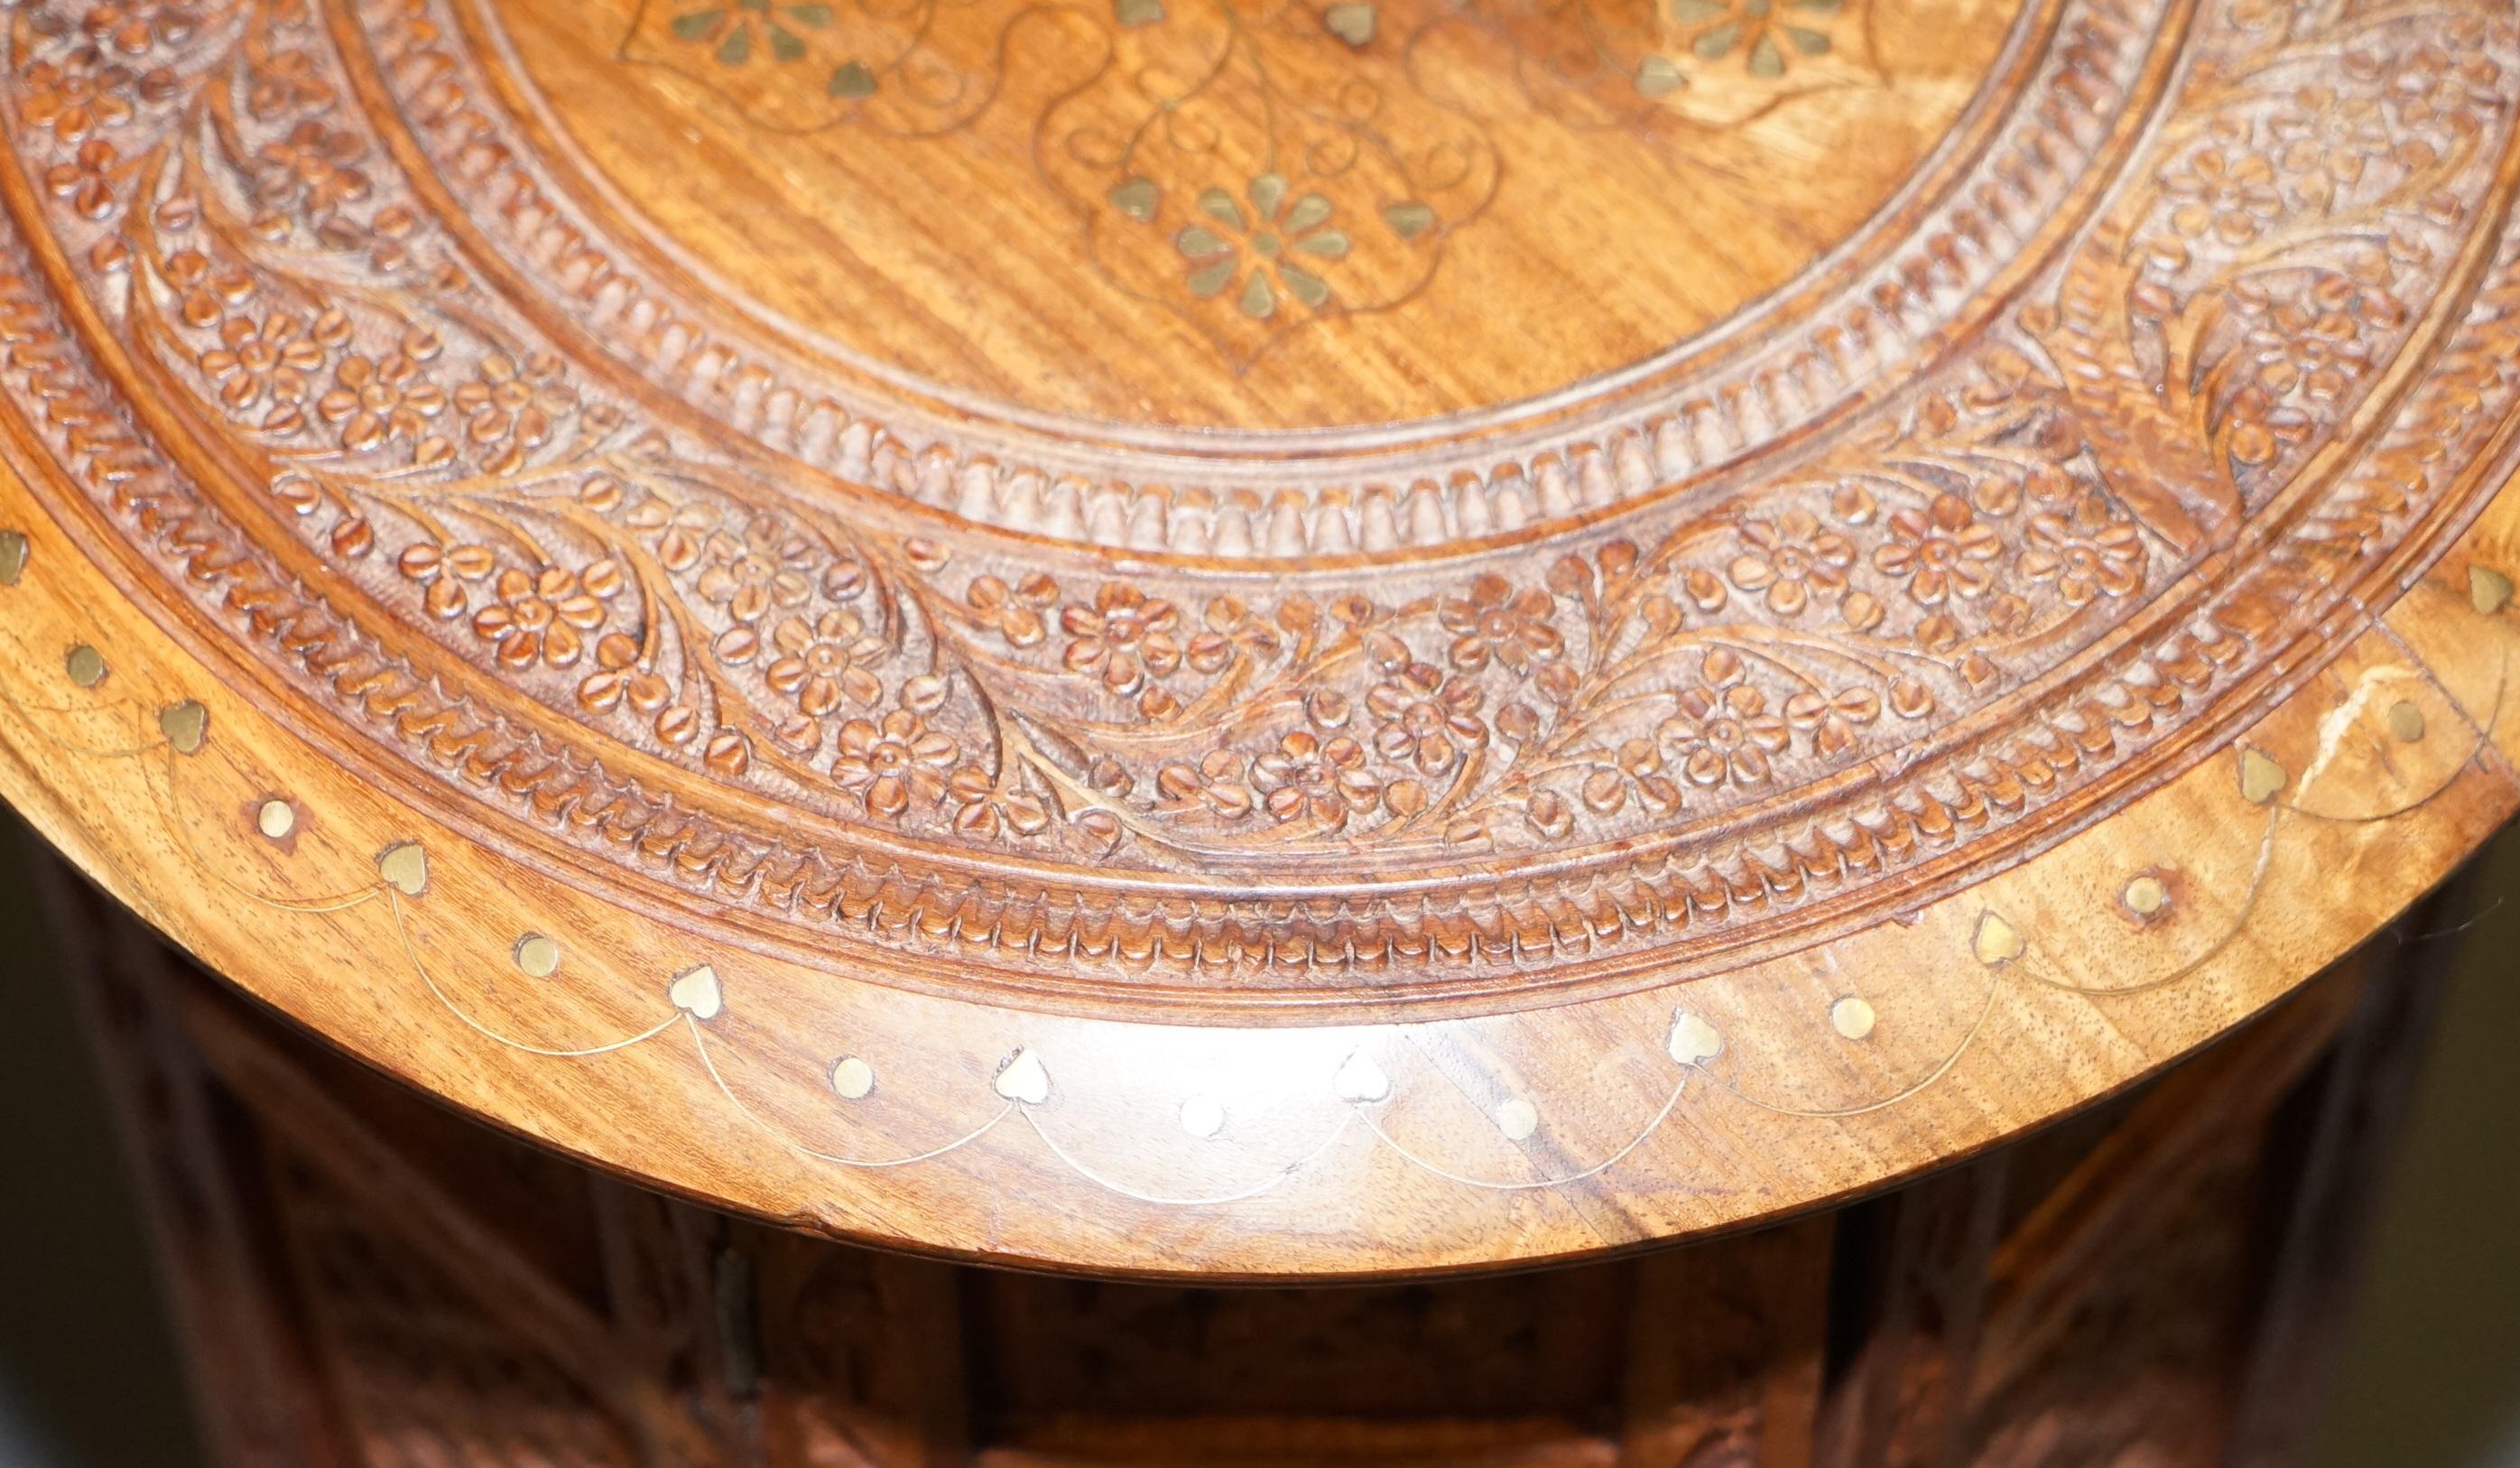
[0,0,2513,1019]
[387,0,2156,557]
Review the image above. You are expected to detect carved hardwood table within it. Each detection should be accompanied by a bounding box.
[1,0,2516,1457]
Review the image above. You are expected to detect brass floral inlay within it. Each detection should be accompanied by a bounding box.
[616,0,1886,361]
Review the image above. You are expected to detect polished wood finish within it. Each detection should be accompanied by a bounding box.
[31,835,2461,1466]
[0,0,2515,1277]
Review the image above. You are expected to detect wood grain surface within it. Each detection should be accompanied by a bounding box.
[0,0,2514,1277]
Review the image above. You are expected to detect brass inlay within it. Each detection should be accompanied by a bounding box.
[2239,748,2289,804]
[1496,1097,1540,1142]
[255,799,296,840]
[1323,1,1375,43]
[1667,1010,1724,1065]
[156,701,208,755]
[830,1055,876,1101]
[2387,700,2426,742]
[668,963,724,1019]
[2474,564,2514,615]
[63,645,105,688]
[0,530,25,586]
[2123,875,2169,916]
[1179,1094,1226,1138]
[1830,996,1877,1040]
[376,841,429,896]
[995,1048,1052,1104]
[1333,1051,1392,1102]
[513,934,561,978]
[1973,910,2024,966]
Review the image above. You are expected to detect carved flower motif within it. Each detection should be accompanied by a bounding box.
[697,515,814,623]
[834,711,958,818]
[319,340,450,464]
[1657,649,1789,787]
[199,309,342,426]
[1173,172,1350,320]
[1367,664,1487,777]
[1587,739,1682,816]
[161,248,251,330]
[577,634,672,717]
[397,540,495,620]
[1783,686,1881,761]
[247,47,334,119]
[455,352,575,473]
[472,565,612,670]
[2020,497,2144,606]
[253,121,372,218]
[1154,750,1257,820]
[947,767,1054,838]
[43,137,117,219]
[764,609,885,716]
[1728,508,1855,616]
[1251,731,1379,828]
[1200,595,1281,670]
[1439,573,1562,674]
[2242,278,2398,407]
[1874,493,2000,606]
[20,51,135,144]
[2382,42,2503,132]
[1061,583,1181,694]
[968,572,1060,646]
[2221,385,2312,469]
[2268,87,2386,209]
[80,3,201,58]
[2162,148,2281,245]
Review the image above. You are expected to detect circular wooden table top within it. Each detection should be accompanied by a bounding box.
[0,0,2515,1279]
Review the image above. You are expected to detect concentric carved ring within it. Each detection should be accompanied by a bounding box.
[0,0,2513,1021]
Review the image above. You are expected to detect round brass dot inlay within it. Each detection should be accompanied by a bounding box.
[831,1055,876,1101]
[255,799,295,840]
[513,934,561,979]
[1496,1098,1540,1142]
[2386,700,2426,743]
[1179,1094,1225,1138]
[1830,996,1877,1041]
[63,645,106,688]
[2124,875,2169,916]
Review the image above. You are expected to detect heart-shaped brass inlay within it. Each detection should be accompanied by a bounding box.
[995,1047,1051,1104]
[1332,1050,1390,1102]
[1973,910,2023,966]
[157,701,208,756]
[1666,1010,1723,1066]
[668,964,723,1021]
[2238,748,2288,805]
[376,841,429,896]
